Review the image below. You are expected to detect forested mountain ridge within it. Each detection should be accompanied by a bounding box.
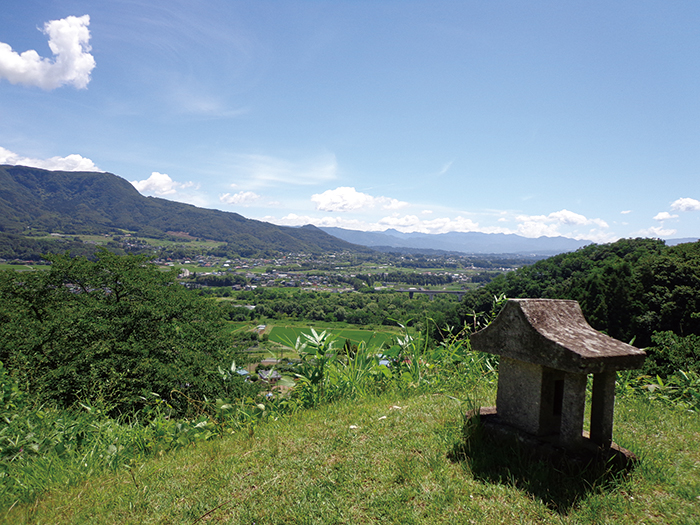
[456,237,700,349]
[0,165,368,256]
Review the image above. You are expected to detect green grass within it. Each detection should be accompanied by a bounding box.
[4,392,699,524]
[0,264,38,272]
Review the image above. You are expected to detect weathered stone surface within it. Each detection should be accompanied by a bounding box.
[469,298,645,452]
[469,406,639,470]
[496,357,565,436]
[470,299,646,374]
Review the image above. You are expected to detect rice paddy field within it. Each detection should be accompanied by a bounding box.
[267,325,399,348]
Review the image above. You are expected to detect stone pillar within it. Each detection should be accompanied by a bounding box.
[559,373,587,448]
[590,370,616,448]
[496,357,544,435]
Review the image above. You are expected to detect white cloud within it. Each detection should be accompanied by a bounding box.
[0,146,100,171]
[436,161,453,176]
[263,207,614,242]
[510,209,611,240]
[670,197,700,212]
[265,213,498,236]
[0,15,95,90]
[312,187,373,212]
[653,211,678,221]
[219,191,260,206]
[130,172,196,196]
[266,214,374,231]
[311,187,409,212]
[621,210,632,215]
[515,220,562,238]
[383,215,487,234]
[231,153,338,188]
[377,196,409,210]
[634,225,677,238]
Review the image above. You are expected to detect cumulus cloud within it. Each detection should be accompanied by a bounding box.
[263,212,495,235]
[634,225,677,238]
[670,197,700,212]
[231,153,338,188]
[0,15,95,90]
[0,146,100,171]
[130,172,196,196]
[376,214,489,234]
[653,211,678,221]
[621,210,632,215]
[219,191,260,206]
[514,209,609,239]
[262,206,616,242]
[311,187,409,212]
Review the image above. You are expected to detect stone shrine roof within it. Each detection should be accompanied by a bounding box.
[470,299,646,374]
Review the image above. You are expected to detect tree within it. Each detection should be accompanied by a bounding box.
[0,250,252,416]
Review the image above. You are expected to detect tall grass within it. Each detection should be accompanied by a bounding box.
[6,391,700,524]
[2,315,699,517]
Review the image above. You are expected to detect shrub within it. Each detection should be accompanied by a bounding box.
[0,250,254,417]
[643,331,700,378]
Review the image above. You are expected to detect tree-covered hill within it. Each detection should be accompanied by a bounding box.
[0,165,369,256]
[456,237,700,348]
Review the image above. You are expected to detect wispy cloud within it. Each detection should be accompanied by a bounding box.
[436,161,453,176]
[311,187,409,212]
[230,153,338,188]
[169,85,250,119]
[0,15,95,90]
[0,146,100,171]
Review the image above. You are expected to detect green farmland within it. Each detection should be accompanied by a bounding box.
[267,325,400,348]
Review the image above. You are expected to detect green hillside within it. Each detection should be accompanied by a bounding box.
[455,237,700,348]
[0,165,369,256]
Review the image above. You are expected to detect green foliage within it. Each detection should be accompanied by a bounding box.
[235,286,461,328]
[0,250,254,416]
[283,323,498,408]
[456,238,700,347]
[618,370,700,412]
[643,331,700,377]
[0,165,366,257]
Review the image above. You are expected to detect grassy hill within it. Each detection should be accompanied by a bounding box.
[4,391,699,524]
[0,165,369,256]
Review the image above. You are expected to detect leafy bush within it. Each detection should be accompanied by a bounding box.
[0,250,255,417]
[643,331,700,377]
[455,238,700,347]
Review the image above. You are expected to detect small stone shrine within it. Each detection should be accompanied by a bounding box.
[470,298,646,455]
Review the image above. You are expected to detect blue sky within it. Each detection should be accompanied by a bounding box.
[1,1,699,242]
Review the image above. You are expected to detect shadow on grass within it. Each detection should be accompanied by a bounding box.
[447,413,636,514]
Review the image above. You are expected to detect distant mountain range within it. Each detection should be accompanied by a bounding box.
[0,165,365,256]
[2,165,695,258]
[321,228,700,256]
[320,227,592,255]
